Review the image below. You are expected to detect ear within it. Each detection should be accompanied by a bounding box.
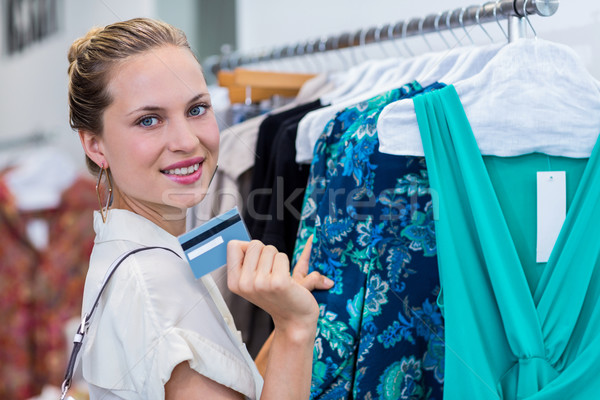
[79,129,107,168]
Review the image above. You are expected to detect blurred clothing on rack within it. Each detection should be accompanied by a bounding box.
[0,163,96,399]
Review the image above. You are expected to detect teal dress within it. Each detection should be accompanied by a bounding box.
[414,85,600,399]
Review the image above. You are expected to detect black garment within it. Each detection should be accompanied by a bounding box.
[261,122,311,257]
[244,100,322,257]
[239,100,322,357]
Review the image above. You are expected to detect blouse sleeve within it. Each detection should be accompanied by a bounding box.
[82,249,258,400]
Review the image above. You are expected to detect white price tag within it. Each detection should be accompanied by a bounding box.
[536,171,566,263]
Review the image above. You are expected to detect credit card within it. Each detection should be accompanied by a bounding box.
[178,207,251,279]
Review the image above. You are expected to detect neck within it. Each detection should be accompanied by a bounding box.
[111,192,188,237]
[154,214,187,236]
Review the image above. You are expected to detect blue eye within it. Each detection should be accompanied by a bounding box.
[139,116,158,127]
[189,105,207,117]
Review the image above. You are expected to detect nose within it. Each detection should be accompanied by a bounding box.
[167,117,199,153]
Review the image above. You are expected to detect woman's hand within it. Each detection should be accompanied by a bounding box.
[227,236,332,399]
[292,235,334,292]
[226,236,332,332]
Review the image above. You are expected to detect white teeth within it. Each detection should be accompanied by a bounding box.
[164,163,200,176]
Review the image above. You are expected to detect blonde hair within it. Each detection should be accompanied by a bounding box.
[67,18,194,174]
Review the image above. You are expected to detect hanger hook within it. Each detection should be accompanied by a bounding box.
[434,12,451,49]
[229,51,241,69]
[387,23,405,57]
[218,55,228,72]
[272,46,282,61]
[302,41,318,72]
[401,20,414,57]
[305,39,322,72]
[318,36,335,72]
[494,0,509,40]
[269,46,281,71]
[318,36,327,53]
[446,9,462,46]
[348,30,361,65]
[359,27,370,60]
[294,42,311,72]
[459,7,475,45]
[418,16,433,51]
[331,35,349,69]
[279,45,295,71]
[477,3,494,42]
[523,0,538,38]
[374,25,390,58]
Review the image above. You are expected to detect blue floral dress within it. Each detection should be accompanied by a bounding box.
[293,82,445,399]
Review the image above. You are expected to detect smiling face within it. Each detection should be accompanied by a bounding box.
[80,45,219,233]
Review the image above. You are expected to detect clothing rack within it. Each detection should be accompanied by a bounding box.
[208,0,558,75]
[0,131,50,152]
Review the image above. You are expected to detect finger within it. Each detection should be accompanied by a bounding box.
[227,240,250,290]
[227,240,249,271]
[235,240,265,294]
[256,245,278,281]
[240,240,264,275]
[272,252,292,286]
[293,235,313,279]
[301,271,334,291]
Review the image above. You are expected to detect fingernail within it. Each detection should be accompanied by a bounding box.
[324,277,334,286]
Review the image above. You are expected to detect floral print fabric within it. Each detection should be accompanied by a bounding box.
[293,82,445,399]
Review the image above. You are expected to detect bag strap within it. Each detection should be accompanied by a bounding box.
[60,246,180,400]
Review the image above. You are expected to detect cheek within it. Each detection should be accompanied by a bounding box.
[105,133,163,177]
[200,119,220,159]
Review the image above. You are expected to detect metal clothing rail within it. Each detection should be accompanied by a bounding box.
[0,131,50,152]
[208,0,558,74]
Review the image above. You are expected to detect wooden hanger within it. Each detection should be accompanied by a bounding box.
[217,68,317,104]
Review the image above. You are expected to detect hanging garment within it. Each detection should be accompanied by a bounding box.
[245,99,323,248]
[0,175,97,399]
[0,178,38,399]
[260,119,312,256]
[294,81,445,400]
[236,101,324,357]
[415,84,600,399]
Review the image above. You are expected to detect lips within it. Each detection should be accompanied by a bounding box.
[161,157,204,175]
[160,157,205,184]
[162,163,200,176]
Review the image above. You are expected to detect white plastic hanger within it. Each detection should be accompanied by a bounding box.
[321,57,402,105]
[378,37,600,158]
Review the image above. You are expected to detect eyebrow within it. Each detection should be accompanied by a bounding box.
[127,93,210,116]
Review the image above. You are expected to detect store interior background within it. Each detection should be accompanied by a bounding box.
[1,0,598,172]
[0,0,599,398]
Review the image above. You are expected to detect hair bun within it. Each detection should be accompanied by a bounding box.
[68,26,103,70]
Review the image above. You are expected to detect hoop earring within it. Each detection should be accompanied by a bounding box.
[208,164,219,187]
[96,164,113,223]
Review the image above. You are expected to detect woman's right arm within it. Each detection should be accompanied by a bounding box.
[165,237,330,400]
[165,362,244,400]
[227,237,332,400]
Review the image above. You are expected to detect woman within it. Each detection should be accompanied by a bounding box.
[68,18,333,399]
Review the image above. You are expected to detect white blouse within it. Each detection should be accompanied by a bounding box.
[81,209,263,400]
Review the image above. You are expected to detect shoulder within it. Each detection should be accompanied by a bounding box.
[81,246,205,393]
[100,246,197,327]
